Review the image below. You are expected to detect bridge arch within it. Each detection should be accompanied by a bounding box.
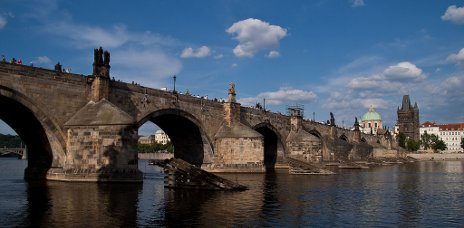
[339,134,348,142]
[307,129,322,139]
[138,108,214,166]
[253,122,286,171]
[0,86,66,179]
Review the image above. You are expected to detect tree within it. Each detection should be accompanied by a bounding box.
[0,134,23,148]
[137,141,174,153]
[461,138,464,151]
[432,139,447,152]
[420,131,432,150]
[398,132,406,148]
[424,134,447,153]
[430,135,446,152]
[406,138,420,151]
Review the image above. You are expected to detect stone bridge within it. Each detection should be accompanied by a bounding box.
[0,49,397,182]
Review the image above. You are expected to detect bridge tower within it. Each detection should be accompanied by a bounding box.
[57,47,142,182]
[90,47,110,101]
[210,83,265,172]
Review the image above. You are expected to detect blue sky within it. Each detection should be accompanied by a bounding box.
[1,0,464,136]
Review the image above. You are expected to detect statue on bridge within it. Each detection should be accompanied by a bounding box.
[228,82,236,103]
[330,112,335,126]
[354,117,360,131]
[93,47,110,77]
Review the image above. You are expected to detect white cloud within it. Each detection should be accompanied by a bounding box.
[226,18,287,58]
[238,87,317,106]
[441,5,464,24]
[180,46,211,58]
[46,23,129,48]
[111,49,182,87]
[337,56,383,74]
[0,15,6,29]
[351,0,365,8]
[383,61,425,81]
[32,10,183,86]
[346,62,425,93]
[42,21,179,49]
[231,63,238,68]
[325,96,389,110]
[32,56,51,64]
[214,54,224,59]
[266,50,280,58]
[446,48,464,63]
[442,75,464,91]
[324,61,427,126]
[347,74,397,91]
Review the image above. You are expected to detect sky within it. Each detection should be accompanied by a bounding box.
[1,0,464,136]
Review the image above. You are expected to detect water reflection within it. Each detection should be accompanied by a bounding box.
[1,159,463,227]
[259,171,280,225]
[20,181,142,227]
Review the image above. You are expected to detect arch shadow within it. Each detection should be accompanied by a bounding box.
[138,109,214,166]
[0,86,66,179]
[339,134,348,142]
[253,122,286,171]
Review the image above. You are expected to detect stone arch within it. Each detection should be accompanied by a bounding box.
[339,134,348,142]
[308,129,322,139]
[253,122,286,171]
[138,108,214,166]
[0,86,66,179]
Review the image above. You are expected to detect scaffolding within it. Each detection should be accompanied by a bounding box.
[287,104,304,117]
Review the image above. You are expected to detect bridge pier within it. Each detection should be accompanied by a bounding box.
[46,99,143,182]
[203,85,265,172]
[44,50,143,182]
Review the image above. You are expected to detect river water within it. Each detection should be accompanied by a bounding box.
[0,158,463,227]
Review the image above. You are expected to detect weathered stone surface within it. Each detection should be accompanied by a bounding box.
[65,99,134,126]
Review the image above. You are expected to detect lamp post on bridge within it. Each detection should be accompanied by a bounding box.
[173,75,177,94]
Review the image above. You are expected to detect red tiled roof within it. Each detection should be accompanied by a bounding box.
[420,121,437,127]
[420,121,464,130]
[437,123,464,131]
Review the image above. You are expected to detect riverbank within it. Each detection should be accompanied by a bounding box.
[138,152,173,160]
[407,153,464,161]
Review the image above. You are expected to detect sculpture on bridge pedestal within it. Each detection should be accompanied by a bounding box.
[354,117,360,131]
[93,47,110,77]
[228,82,236,103]
[330,112,335,126]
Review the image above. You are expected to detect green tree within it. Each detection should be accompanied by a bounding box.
[0,134,23,148]
[461,138,464,151]
[406,138,420,151]
[420,131,432,150]
[138,141,174,153]
[398,132,406,148]
[430,135,447,152]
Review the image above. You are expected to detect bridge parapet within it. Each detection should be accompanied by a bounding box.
[0,62,88,85]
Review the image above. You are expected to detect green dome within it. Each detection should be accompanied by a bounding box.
[361,106,381,121]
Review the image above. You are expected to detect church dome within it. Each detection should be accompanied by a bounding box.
[155,129,165,134]
[361,106,381,121]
